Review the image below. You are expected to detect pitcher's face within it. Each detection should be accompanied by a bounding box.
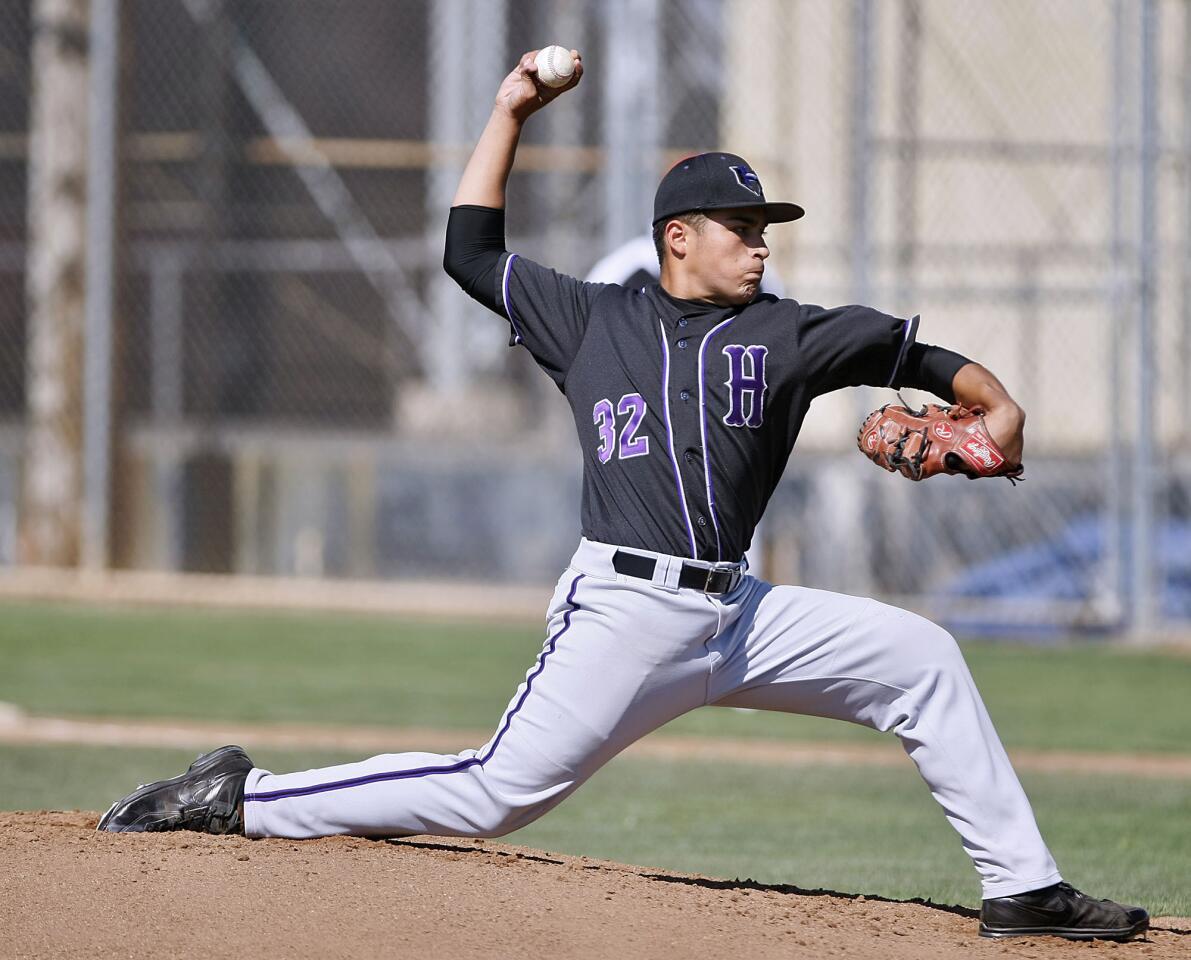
[683,207,770,306]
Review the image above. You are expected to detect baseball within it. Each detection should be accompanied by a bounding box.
[535,45,576,88]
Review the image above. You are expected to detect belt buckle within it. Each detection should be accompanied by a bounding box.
[704,563,739,595]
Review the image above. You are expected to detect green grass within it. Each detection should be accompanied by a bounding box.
[1,742,1186,916]
[0,602,537,729]
[1,600,1186,917]
[0,600,1188,754]
[514,754,1191,916]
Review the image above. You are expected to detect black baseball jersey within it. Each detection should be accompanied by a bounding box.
[492,252,920,562]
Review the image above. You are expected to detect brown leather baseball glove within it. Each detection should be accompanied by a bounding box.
[857,403,1024,482]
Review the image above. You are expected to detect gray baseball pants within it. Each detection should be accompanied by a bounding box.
[243,537,1061,898]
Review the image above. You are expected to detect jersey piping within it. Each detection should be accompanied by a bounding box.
[657,318,698,558]
[501,254,524,344]
[697,313,739,561]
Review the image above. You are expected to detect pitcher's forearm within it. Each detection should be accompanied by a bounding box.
[951,362,1021,416]
[452,109,525,209]
[952,361,1025,462]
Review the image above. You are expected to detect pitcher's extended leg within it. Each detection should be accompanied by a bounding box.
[245,567,718,840]
[710,579,1060,898]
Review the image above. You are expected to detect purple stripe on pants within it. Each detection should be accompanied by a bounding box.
[243,573,586,804]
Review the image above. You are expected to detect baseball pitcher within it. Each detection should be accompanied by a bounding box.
[97,49,1148,942]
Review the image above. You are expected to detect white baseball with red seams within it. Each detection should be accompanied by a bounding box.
[535,45,576,88]
[244,537,1061,899]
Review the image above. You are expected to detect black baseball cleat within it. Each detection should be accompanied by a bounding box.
[980,882,1149,941]
[96,744,253,835]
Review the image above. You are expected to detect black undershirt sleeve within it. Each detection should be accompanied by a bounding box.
[893,342,972,403]
[443,204,507,313]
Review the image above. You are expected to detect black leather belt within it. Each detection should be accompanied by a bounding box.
[612,550,744,595]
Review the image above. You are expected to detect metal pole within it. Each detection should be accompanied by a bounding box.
[1182,0,1191,441]
[82,0,121,572]
[1106,0,1131,630]
[894,0,920,316]
[1132,0,1159,637]
[604,0,661,250]
[546,0,585,274]
[850,0,875,313]
[425,0,473,395]
[871,0,921,595]
[149,250,185,570]
[848,0,876,596]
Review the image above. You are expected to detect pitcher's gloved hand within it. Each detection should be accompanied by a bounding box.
[857,403,1024,483]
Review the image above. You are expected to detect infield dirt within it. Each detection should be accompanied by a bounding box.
[1,812,1186,960]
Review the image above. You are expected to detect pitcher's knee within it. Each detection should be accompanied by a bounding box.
[894,609,962,661]
[471,795,553,838]
[886,613,971,692]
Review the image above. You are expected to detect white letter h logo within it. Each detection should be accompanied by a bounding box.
[722,344,769,428]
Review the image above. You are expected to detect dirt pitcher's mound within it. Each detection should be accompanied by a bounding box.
[1,812,1185,959]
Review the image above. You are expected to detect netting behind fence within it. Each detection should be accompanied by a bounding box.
[0,0,1188,636]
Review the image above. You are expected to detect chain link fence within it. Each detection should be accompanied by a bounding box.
[0,0,1188,639]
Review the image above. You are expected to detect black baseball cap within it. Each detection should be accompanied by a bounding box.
[652,152,805,226]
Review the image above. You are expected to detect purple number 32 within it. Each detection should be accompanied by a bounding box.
[592,393,650,464]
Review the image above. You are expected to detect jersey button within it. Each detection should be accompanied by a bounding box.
[679,389,691,401]
[677,338,688,349]
[678,318,689,327]
[696,515,708,527]
[683,448,698,464]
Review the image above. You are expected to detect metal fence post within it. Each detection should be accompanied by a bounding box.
[847,0,876,597]
[1132,0,1159,638]
[603,0,660,251]
[82,0,121,573]
[1107,0,1130,632]
[1183,0,1191,445]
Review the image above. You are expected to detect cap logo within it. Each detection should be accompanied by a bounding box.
[729,165,763,198]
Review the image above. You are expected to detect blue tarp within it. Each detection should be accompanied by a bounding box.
[937,516,1191,636]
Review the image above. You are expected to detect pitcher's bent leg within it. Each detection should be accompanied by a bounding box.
[713,583,1060,898]
[871,612,1061,897]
